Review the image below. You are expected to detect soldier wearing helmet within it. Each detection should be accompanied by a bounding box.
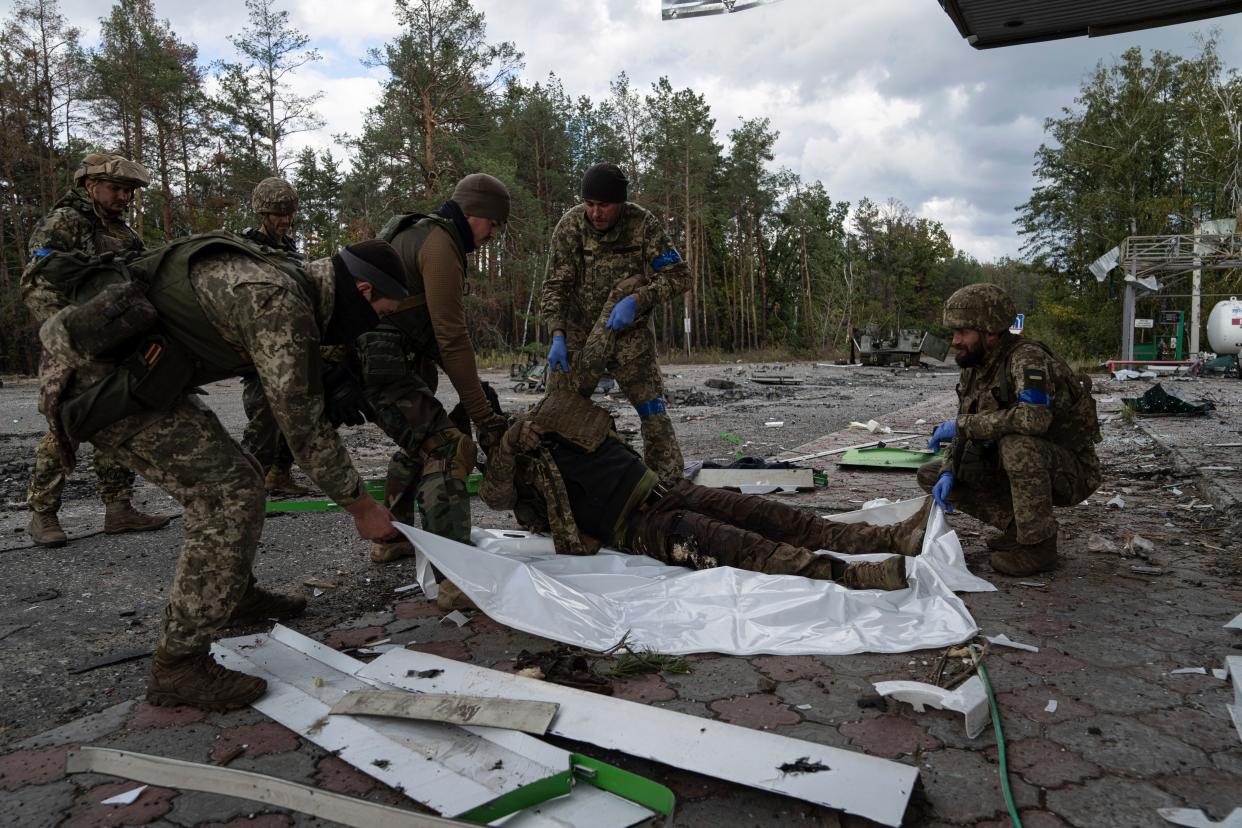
[917,283,1101,576]
[19,152,170,548]
[243,177,303,265]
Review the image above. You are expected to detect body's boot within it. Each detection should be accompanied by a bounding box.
[27,511,67,547]
[984,522,1019,552]
[894,497,933,556]
[103,501,172,534]
[838,556,909,591]
[146,650,267,711]
[370,539,416,563]
[226,582,307,626]
[990,534,1058,576]
[264,465,310,496]
[436,580,478,611]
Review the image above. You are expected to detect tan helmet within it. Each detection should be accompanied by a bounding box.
[74,153,151,188]
[943,283,1017,333]
[251,177,299,216]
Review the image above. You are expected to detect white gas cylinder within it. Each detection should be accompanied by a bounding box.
[1207,298,1242,355]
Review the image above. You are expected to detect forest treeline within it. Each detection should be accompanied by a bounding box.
[2,0,1239,372]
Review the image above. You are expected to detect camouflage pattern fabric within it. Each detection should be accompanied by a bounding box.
[930,333,1102,544]
[22,188,145,510]
[942,282,1017,334]
[102,395,265,657]
[541,202,688,483]
[240,373,294,471]
[240,226,304,266]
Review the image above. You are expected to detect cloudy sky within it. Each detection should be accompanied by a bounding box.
[50,0,1242,260]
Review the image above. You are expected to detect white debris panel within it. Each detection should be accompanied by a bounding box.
[402,497,990,657]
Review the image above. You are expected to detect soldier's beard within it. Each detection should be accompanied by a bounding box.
[954,339,987,368]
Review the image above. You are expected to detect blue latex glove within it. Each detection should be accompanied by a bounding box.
[606,294,639,331]
[548,334,568,374]
[932,472,955,513]
[927,419,957,452]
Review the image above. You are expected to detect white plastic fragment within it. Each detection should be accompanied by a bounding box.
[1170,667,1208,675]
[1227,655,1242,744]
[764,421,784,428]
[442,610,470,628]
[1214,668,1229,681]
[796,704,812,710]
[394,583,421,594]
[101,785,147,805]
[1086,533,1117,554]
[1044,700,1058,714]
[872,675,991,739]
[1225,612,1242,631]
[984,634,1039,653]
[1106,494,1126,509]
[1158,807,1242,828]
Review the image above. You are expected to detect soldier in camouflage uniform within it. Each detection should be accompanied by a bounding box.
[35,235,406,710]
[542,162,687,484]
[479,388,924,590]
[917,283,1102,576]
[21,153,171,547]
[360,173,512,563]
[239,178,309,495]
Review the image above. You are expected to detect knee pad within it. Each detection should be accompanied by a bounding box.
[634,398,667,419]
[418,428,476,481]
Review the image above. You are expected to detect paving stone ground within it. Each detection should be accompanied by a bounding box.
[2,374,1241,827]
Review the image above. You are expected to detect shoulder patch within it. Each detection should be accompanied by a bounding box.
[651,248,681,272]
[1018,367,1050,406]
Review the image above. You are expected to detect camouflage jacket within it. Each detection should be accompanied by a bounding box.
[943,334,1101,476]
[22,189,145,323]
[241,226,305,265]
[541,202,689,344]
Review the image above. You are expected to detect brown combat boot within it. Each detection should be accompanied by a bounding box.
[839,556,908,591]
[264,466,309,496]
[147,650,267,711]
[990,534,1058,576]
[984,523,1019,552]
[370,538,416,563]
[436,580,478,611]
[895,497,934,556]
[104,501,172,534]
[226,584,307,626]
[28,511,68,547]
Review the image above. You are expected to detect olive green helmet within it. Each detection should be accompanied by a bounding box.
[943,283,1017,333]
[74,153,151,188]
[251,177,299,216]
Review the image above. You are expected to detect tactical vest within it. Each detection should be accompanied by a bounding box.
[62,189,145,257]
[377,213,466,359]
[49,232,314,439]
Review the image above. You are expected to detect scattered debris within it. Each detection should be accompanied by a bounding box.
[20,589,60,603]
[1170,668,1208,675]
[778,757,831,774]
[441,610,471,628]
[984,634,1039,653]
[331,691,559,735]
[1158,806,1242,828]
[1123,533,1155,559]
[751,376,803,386]
[1226,655,1242,744]
[1122,383,1216,416]
[393,584,421,594]
[1106,495,1126,509]
[781,434,919,463]
[70,648,153,675]
[1044,700,1058,714]
[848,419,893,434]
[693,468,814,491]
[214,743,247,766]
[1018,581,1047,589]
[764,421,784,428]
[704,378,738,389]
[514,646,613,694]
[873,675,991,738]
[101,785,147,805]
[303,578,337,590]
[1113,369,1157,380]
[1086,533,1117,554]
[1130,565,1164,576]
[837,445,939,471]
[592,633,691,678]
[1226,613,1242,631]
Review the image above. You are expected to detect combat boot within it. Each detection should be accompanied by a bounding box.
[984,523,1019,552]
[27,511,67,547]
[839,556,908,591]
[264,466,309,496]
[226,584,307,626]
[104,501,172,534]
[990,534,1058,576]
[146,650,267,711]
[436,579,478,611]
[895,497,933,556]
[370,538,416,563]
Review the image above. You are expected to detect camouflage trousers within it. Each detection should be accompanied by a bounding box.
[93,395,265,657]
[548,324,683,484]
[27,430,134,514]
[917,434,1101,544]
[240,372,294,471]
[623,479,905,578]
[368,378,472,545]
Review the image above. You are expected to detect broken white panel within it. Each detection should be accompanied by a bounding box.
[693,468,814,490]
[1044,700,1058,714]
[100,785,147,805]
[985,634,1039,653]
[1228,655,1242,744]
[1159,807,1242,828]
[872,676,990,739]
[401,501,983,657]
[1225,612,1242,630]
[1170,667,1208,675]
[1089,245,1120,281]
[213,630,650,828]
[331,691,558,735]
[361,649,919,827]
[68,747,466,828]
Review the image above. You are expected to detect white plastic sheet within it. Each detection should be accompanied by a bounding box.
[399,497,991,656]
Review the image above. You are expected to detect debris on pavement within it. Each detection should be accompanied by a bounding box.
[984,634,1039,653]
[441,610,471,628]
[1086,533,1117,553]
[1122,383,1216,416]
[100,784,147,805]
[1123,533,1155,559]
[1106,494,1126,509]
[778,757,831,774]
[848,418,893,434]
[70,647,153,675]
[330,690,560,735]
[1044,700,1058,713]
[1158,806,1242,828]
[1130,565,1164,576]
[873,675,991,738]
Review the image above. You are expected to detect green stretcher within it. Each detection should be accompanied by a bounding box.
[265,473,483,513]
[836,445,943,471]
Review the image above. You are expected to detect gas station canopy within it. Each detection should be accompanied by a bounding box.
[938,0,1242,48]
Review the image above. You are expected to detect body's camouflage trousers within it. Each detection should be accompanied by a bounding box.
[240,373,294,471]
[548,322,683,484]
[369,375,471,545]
[27,431,134,513]
[624,479,910,577]
[94,395,266,657]
[917,434,1100,544]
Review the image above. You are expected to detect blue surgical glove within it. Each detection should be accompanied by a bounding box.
[548,334,568,374]
[928,419,957,452]
[606,294,639,331]
[932,472,955,513]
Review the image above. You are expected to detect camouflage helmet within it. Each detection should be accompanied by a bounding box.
[74,153,151,188]
[943,283,1017,333]
[251,177,299,216]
